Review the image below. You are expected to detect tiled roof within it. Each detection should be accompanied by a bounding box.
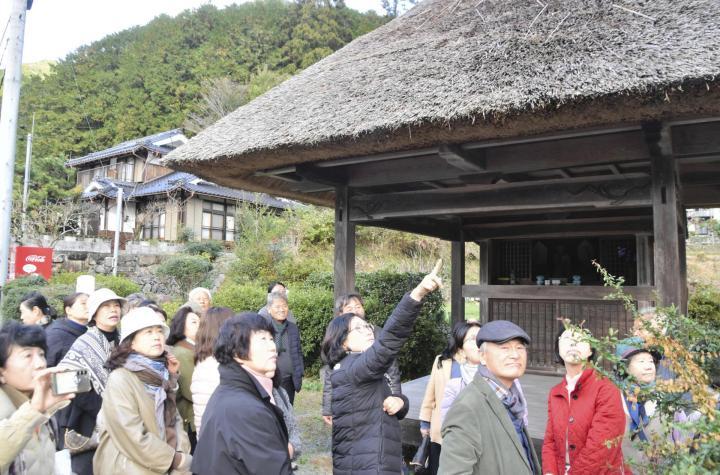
[66,129,182,167]
[83,171,295,210]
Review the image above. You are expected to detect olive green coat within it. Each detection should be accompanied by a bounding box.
[439,374,539,475]
[171,342,196,432]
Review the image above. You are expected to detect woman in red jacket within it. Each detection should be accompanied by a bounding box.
[542,328,628,474]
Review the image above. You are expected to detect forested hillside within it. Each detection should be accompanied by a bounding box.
[9,0,387,210]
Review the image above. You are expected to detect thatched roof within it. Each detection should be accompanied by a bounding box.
[165,0,720,204]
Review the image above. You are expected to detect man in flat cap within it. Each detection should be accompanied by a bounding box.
[439,320,539,475]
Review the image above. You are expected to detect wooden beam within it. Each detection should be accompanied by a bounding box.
[463,219,652,240]
[646,122,682,308]
[334,186,356,300]
[349,176,652,221]
[671,121,720,157]
[438,145,485,173]
[635,233,655,310]
[462,284,656,301]
[451,240,466,326]
[682,184,720,207]
[358,219,461,241]
[464,215,650,230]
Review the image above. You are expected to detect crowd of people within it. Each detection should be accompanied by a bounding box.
[0,264,715,475]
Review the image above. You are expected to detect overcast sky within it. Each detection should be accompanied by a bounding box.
[0,0,384,66]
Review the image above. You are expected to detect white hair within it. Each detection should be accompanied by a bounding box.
[189,287,212,301]
[267,291,288,306]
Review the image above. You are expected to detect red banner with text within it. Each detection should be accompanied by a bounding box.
[14,246,53,280]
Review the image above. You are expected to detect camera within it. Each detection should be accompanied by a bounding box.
[51,370,92,395]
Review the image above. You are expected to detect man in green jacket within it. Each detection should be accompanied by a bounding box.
[439,320,540,475]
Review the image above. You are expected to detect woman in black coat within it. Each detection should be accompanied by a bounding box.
[192,312,292,475]
[321,262,442,475]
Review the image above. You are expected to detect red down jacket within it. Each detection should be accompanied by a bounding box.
[542,368,629,474]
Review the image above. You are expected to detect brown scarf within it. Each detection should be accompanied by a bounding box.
[124,357,179,450]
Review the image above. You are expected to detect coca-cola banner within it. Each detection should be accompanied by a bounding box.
[15,246,53,280]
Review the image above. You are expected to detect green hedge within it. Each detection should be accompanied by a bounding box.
[157,255,213,294]
[214,270,449,379]
[184,241,224,262]
[50,272,140,297]
[689,284,720,328]
[2,273,141,322]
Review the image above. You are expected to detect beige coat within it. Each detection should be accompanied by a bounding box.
[0,384,64,475]
[94,368,191,475]
[418,355,452,443]
[190,357,219,434]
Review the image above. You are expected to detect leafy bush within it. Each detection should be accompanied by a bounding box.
[50,272,140,297]
[184,241,224,262]
[157,255,213,294]
[178,227,195,243]
[213,283,267,313]
[290,287,336,376]
[689,284,720,328]
[1,275,49,321]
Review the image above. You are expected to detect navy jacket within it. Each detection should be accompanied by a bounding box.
[45,318,87,367]
[192,363,291,475]
[330,293,419,475]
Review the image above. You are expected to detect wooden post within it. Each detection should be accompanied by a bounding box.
[334,186,356,301]
[451,240,465,326]
[646,123,682,309]
[478,239,490,324]
[679,209,688,315]
[635,233,654,310]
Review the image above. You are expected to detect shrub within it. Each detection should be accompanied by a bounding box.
[213,282,267,313]
[157,255,213,294]
[184,241,223,262]
[688,284,720,328]
[178,227,195,243]
[50,272,140,297]
[1,275,49,321]
[96,275,141,297]
[290,286,336,376]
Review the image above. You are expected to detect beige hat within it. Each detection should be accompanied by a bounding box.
[120,307,170,343]
[87,288,126,321]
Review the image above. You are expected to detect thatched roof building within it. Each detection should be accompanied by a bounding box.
[165,0,720,206]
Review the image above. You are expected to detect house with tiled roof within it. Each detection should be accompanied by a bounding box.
[66,130,294,243]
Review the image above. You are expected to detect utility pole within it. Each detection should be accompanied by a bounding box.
[0,0,30,312]
[112,187,123,276]
[21,113,35,238]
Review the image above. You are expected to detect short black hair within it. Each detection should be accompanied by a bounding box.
[334,293,364,317]
[214,312,275,365]
[63,292,88,314]
[439,320,482,368]
[554,327,596,365]
[20,291,57,319]
[167,306,195,346]
[267,281,286,294]
[0,321,47,368]
[321,313,355,368]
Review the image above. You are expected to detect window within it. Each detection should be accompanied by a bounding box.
[201,201,235,241]
[118,158,135,182]
[143,212,165,240]
[77,170,92,187]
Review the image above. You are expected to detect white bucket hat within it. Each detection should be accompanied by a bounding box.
[120,307,170,343]
[87,288,127,321]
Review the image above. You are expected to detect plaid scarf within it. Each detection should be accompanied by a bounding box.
[123,353,179,450]
[476,364,527,425]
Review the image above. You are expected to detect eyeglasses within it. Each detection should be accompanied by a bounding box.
[349,323,374,334]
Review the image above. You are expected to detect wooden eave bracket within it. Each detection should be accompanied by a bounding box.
[438,145,486,173]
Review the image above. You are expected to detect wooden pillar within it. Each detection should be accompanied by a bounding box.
[478,239,490,324]
[334,186,356,300]
[679,208,688,315]
[635,233,654,310]
[451,240,465,326]
[646,123,682,309]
